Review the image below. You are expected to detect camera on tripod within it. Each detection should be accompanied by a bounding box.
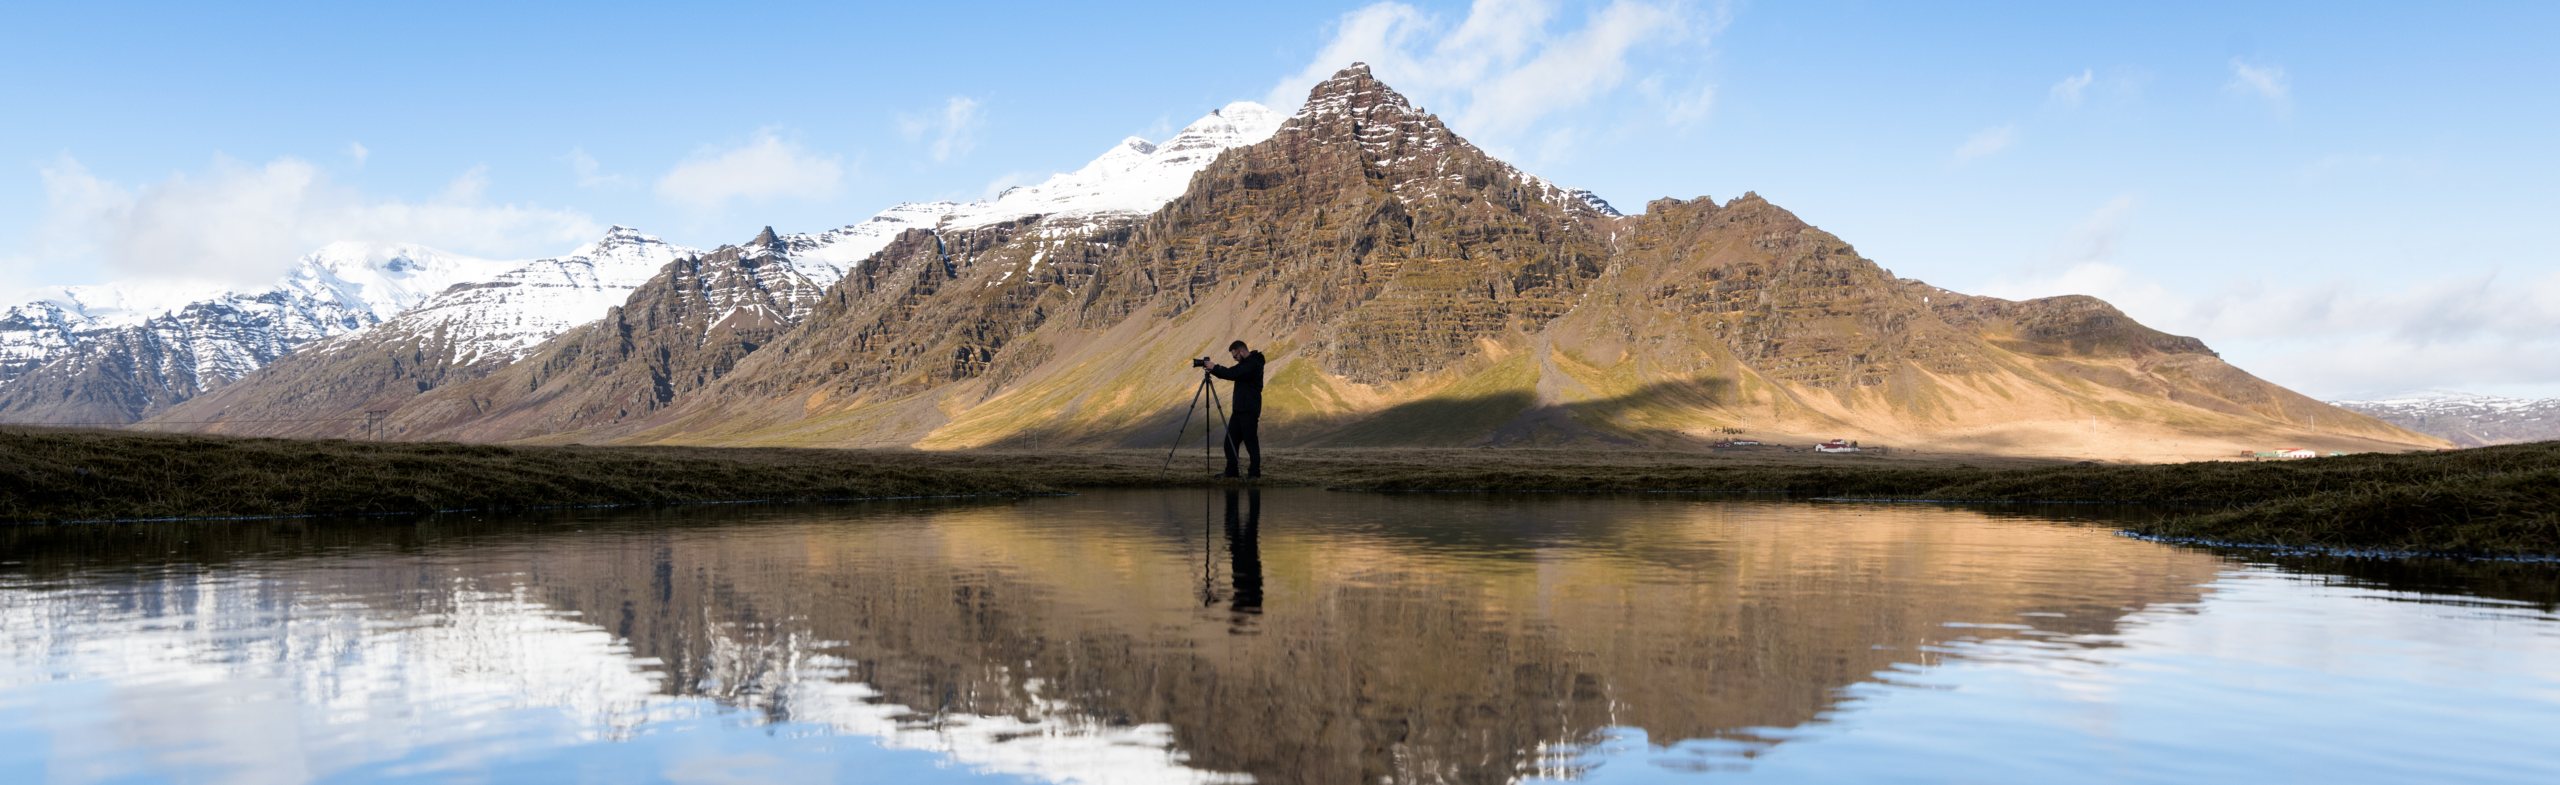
[1190,356,1212,369]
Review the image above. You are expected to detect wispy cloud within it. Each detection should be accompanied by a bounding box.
[565,147,629,188]
[2060,195,2137,263]
[1980,195,2560,398]
[1989,261,2560,398]
[2049,69,2094,106]
[2226,57,2290,111]
[655,130,845,211]
[346,142,370,166]
[1266,0,1725,156]
[24,154,595,288]
[900,96,984,164]
[1954,124,2018,162]
[1642,75,1717,130]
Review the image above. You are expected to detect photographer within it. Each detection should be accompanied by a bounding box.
[1196,340,1265,479]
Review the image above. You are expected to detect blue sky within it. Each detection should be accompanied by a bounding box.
[4,1,2556,398]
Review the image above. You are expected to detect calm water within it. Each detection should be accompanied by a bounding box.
[0,490,2555,785]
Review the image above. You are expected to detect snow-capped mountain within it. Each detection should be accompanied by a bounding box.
[341,227,696,365]
[942,102,1284,231]
[0,243,511,424]
[2331,391,2560,447]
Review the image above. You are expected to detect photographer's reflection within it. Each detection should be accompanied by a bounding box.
[1225,488,1263,616]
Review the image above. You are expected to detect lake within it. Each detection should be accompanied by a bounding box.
[1,489,2554,784]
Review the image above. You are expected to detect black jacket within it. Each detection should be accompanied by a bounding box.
[1209,351,1266,416]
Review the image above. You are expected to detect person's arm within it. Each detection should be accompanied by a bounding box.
[1207,362,1241,381]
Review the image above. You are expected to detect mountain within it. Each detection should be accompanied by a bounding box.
[143,228,696,438]
[2333,391,2560,447]
[379,227,831,440]
[157,65,2439,460]
[0,244,512,425]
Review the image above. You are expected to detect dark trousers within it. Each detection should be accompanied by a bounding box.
[1223,410,1261,476]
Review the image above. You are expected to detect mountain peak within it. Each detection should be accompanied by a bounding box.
[1299,62,1411,121]
[750,226,782,248]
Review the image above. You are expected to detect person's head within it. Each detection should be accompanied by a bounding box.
[1228,340,1249,361]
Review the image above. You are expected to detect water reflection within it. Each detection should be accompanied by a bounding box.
[0,490,2552,784]
[1223,489,1263,616]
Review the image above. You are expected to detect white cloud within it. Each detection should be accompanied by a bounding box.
[17,154,597,289]
[565,146,629,188]
[2226,57,2290,110]
[1978,196,2560,398]
[346,142,369,166]
[1266,0,1722,151]
[1954,124,2018,161]
[2049,69,2094,106]
[1989,262,2560,398]
[899,96,983,164]
[2059,194,2136,263]
[654,130,845,211]
[1659,81,1716,129]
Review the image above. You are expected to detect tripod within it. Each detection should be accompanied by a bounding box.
[1161,369,1232,475]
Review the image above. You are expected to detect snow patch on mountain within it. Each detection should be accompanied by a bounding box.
[943,102,1284,231]
[782,202,961,284]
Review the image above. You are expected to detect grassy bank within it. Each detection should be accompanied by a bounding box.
[7,427,2557,556]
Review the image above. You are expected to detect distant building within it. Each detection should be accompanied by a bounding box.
[1815,439,1861,453]
[2250,448,2321,460]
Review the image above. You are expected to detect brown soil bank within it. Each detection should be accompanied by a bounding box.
[6,427,2554,556]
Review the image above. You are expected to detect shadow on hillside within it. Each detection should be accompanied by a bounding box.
[983,375,1742,451]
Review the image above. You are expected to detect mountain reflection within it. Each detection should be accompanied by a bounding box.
[0,490,2233,784]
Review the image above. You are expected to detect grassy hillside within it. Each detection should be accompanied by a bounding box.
[5,426,2553,556]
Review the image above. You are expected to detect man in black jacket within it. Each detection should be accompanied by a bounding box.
[1206,340,1265,479]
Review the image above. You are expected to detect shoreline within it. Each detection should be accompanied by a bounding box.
[6,426,2555,558]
